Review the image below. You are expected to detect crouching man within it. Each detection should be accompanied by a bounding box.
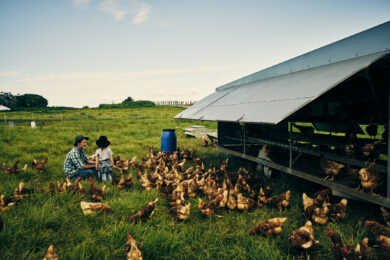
[64,135,98,180]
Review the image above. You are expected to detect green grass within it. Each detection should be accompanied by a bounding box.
[0,107,387,259]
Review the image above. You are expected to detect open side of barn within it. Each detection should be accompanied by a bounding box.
[175,21,390,208]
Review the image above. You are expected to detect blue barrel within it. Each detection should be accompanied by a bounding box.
[161,129,177,152]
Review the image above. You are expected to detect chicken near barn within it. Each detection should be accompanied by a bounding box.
[326,229,369,260]
[357,162,383,196]
[88,177,106,201]
[340,238,370,259]
[261,190,290,209]
[377,235,390,251]
[72,177,86,197]
[326,228,344,260]
[289,221,319,251]
[166,203,191,221]
[168,193,185,207]
[129,198,159,222]
[31,156,48,173]
[320,156,345,181]
[302,190,330,211]
[116,174,133,190]
[236,193,258,211]
[365,220,390,238]
[249,217,287,235]
[328,199,348,221]
[2,160,27,174]
[227,182,237,211]
[80,201,112,216]
[311,203,329,225]
[344,143,356,159]
[125,232,142,260]
[13,182,44,199]
[0,194,19,211]
[201,136,209,146]
[362,140,382,162]
[43,244,59,260]
[198,194,223,217]
[380,207,390,227]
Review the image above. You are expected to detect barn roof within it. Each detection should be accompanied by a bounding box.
[175,21,390,124]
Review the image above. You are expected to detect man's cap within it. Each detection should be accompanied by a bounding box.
[74,135,89,145]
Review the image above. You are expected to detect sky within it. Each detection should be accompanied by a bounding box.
[0,0,389,108]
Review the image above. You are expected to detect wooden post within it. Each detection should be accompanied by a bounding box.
[4,112,6,125]
[289,122,293,168]
[243,123,246,155]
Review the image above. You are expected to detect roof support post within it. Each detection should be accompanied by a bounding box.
[289,122,293,168]
[388,80,390,198]
[243,123,246,155]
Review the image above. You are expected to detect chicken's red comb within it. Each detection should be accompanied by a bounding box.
[342,244,349,254]
[364,220,370,226]
[326,228,333,236]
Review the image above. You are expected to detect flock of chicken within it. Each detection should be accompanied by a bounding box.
[1,145,390,259]
[2,156,48,174]
[110,146,390,259]
[318,126,387,196]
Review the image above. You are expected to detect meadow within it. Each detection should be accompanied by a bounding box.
[0,107,387,259]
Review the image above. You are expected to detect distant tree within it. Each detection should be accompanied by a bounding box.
[83,105,89,109]
[122,96,134,103]
[0,92,16,108]
[15,94,48,108]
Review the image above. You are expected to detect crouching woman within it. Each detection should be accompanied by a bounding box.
[64,135,98,180]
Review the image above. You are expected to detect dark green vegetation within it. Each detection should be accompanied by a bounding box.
[0,92,48,109]
[0,107,387,259]
[98,96,155,109]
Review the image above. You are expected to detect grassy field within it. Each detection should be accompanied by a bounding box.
[0,107,387,259]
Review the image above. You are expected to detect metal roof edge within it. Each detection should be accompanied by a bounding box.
[216,21,390,92]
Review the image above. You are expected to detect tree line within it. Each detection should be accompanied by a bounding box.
[0,92,48,109]
[98,96,156,109]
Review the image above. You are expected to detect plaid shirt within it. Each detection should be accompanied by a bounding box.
[64,147,89,177]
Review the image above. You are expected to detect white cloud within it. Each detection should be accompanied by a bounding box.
[73,0,93,8]
[97,0,151,23]
[133,3,151,25]
[98,0,128,21]
[0,71,18,77]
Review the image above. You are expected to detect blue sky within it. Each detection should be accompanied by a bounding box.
[0,0,389,107]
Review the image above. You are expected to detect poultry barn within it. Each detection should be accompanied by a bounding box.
[175,21,390,208]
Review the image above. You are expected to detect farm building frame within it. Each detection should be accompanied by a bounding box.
[176,21,390,208]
